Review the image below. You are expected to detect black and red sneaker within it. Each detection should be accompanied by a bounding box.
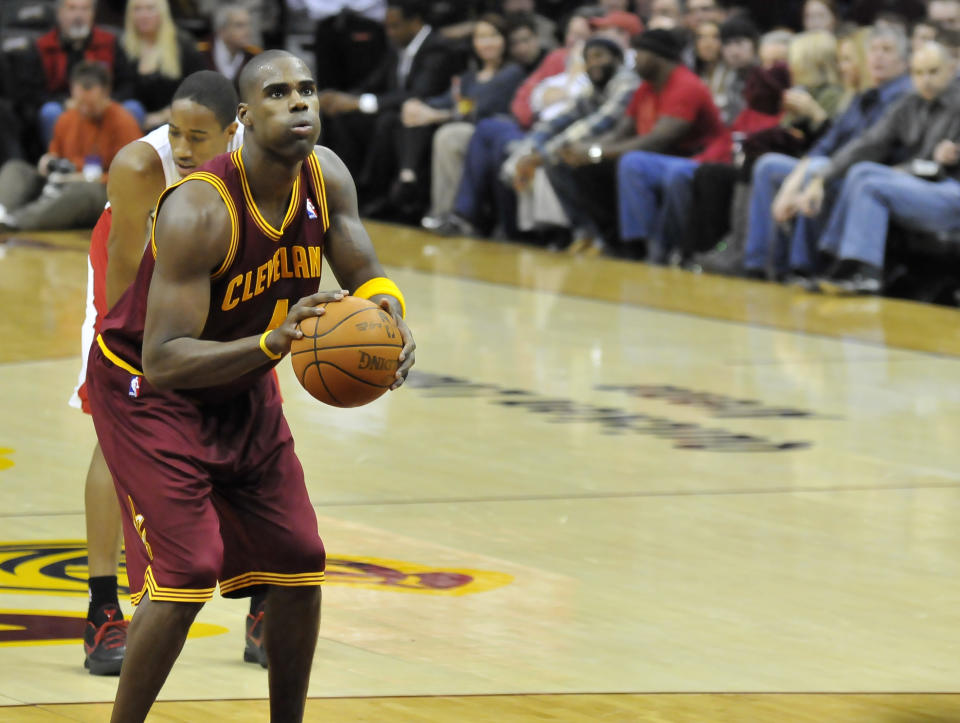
[243,602,268,668]
[83,605,127,675]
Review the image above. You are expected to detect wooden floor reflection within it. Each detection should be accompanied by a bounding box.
[1,223,959,721]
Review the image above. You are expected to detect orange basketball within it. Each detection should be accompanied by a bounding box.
[290,296,403,408]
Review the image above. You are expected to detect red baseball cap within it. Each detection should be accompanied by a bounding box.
[591,11,645,38]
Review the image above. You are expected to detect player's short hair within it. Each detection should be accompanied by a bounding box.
[173,71,239,128]
[237,49,306,103]
[70,60,111,89]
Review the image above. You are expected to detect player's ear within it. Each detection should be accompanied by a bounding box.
[224,120,239,141]
[237,103,251,128]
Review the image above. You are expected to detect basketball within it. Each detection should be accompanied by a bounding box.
[290,296,403,408]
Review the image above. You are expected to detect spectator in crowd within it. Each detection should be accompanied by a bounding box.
[693,20,723,84]
[317,0,459,205]
[929,0,960,32]
[506,12,549,72]
[759,29,794,68]
[0,62,141,231]
[685,0,725,32]
[400,14,526,224]
[439,34,639,239]
[681,0,727,65]
[735,25,911,280]
[598,29,726,259]
[510,10,597,129]
[591,10,645,53]
[711,15,761,124]
[308,1,388,92]
[649,0,683,26]
[30,0,140,144]
[192,0,282,48]
[779,31,844,139]
[501,0,557,51]
[911,18,940,54]
[124,0,208,130]
[799,41,960,294]
[198,4,261,89]
[802,0,838,33]
[836,26,872,108]
[673,62,791,263]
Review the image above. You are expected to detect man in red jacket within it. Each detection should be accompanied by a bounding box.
[30,0,142,144]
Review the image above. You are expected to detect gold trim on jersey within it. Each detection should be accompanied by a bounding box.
[149,171,241,281]
[231,148,302,241]
[130,566,217,606]
[218,570,326,595]
[305,151,330,231]
[96,334,144,376]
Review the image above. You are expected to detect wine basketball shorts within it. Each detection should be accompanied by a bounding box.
[86,344,325,604]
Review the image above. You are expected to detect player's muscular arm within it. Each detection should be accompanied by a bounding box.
[316,147,390,295]
[105,142,167,307]
[142,182,338,390]
[316,145,416,387]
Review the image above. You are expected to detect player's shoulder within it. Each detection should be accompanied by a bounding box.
[110,136,164,176]
[311,144,353,188]
[311,144,346,171]
[156,176,234,242]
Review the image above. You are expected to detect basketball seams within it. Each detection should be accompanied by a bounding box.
[289,296,400,407]
[300,306,392,339]
[312,361,393,389]
[290,343,403,357]
[314,362,343,406]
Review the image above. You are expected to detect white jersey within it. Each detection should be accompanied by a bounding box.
[139,120,245,187]
[70,121,245,410]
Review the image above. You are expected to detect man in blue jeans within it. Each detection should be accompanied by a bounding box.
[740,26,911,279]
[798,41,960,294]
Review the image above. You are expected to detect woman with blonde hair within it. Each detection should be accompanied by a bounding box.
[124,0,206,129]
[780,30,843,135]
[836,27,872,108]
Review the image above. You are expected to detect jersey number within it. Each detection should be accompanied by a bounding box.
[266,299,288,332]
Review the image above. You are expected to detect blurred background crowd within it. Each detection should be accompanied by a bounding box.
[3,0,960,304]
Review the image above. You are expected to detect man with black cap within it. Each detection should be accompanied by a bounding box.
[545,28,725,256]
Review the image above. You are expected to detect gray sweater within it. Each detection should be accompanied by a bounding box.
[822,80,960,183]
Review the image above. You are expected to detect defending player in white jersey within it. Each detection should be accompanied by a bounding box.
[70,71,245,675]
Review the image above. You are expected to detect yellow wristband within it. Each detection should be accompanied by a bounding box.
[354,277,406,318]
[259,330,282,360]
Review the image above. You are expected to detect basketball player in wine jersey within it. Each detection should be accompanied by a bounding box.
[71,72,245,675]
[87,50,415,721]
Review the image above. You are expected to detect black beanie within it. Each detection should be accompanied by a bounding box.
[631,29,683,63]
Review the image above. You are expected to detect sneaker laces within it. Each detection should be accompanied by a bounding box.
[97,619,129,651]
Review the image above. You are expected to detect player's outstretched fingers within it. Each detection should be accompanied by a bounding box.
[267,290,349,355]
[391,316,416,390]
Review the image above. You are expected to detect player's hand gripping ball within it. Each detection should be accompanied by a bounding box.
[290,296,403,407]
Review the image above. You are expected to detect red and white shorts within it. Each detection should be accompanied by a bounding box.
[70,207,112,415]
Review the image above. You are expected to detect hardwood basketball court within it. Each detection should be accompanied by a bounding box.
[1,221,958,721]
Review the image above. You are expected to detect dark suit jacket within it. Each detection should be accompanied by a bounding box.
[353,29,462,113]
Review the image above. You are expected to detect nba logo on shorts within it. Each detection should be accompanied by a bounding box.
[129,376,141,398]
[306,198,318,220]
